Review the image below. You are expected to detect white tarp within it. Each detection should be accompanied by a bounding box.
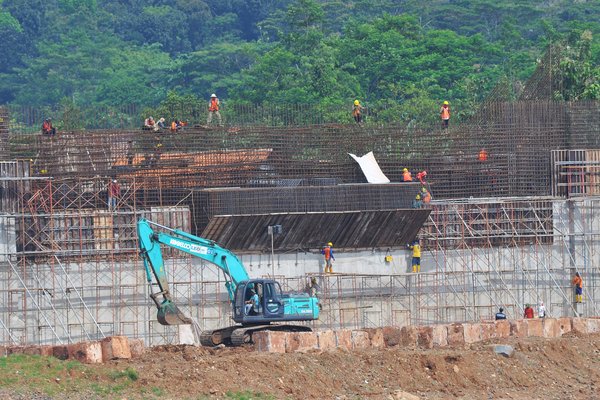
[348,151,390,184]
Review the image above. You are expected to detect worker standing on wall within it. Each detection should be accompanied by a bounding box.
[408,239,421,273]
[572,272,583,303]
[207,93,223,126]
[440,101,450,129]
[352,100,364,124]
[403,168,412,182]
[523,304,534,318]
[421,187,431,204]
[322,242,335,273]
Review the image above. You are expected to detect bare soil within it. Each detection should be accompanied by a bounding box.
[3,333,600,399]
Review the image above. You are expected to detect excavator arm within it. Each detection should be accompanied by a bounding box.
[137,218,250,325]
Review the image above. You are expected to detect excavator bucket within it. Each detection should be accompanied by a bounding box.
[157,300,192,325]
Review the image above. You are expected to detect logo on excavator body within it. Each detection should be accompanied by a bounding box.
[168,238,214,256]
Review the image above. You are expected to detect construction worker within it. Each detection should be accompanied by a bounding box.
[478,149,488,162]
[402,168,412,182]
[572,272,583,303]
[408,239,421,273]
[207,93,223,126]
[421,187,431,204]
[412,193,423,209]
[416,170,427,185]
[245,289,259,315]
[537,301,546,318]
[495,307,507,320]
[107,179,120,211]
[322,242,335,273]
[352,99,364,124]
[41,118,56,135]
[523,304,534,319]
[440,101,450,129]
[143,116,156,131]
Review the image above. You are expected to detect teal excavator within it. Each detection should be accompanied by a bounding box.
[137,218,320,346]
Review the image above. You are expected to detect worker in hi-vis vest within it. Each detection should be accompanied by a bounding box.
[440,101,450,128]
[322,242,335,273]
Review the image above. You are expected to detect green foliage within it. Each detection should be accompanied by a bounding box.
[555,30,600,100]
[0,0,598,127]
[108,367,139,382]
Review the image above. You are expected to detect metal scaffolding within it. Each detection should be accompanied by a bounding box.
[1,101,600,346]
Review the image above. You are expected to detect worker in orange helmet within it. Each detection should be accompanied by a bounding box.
[322,242,335,273]
[440,101,450,129]
[402,168,412,182]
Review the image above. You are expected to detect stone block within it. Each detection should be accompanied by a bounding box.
[267,331,287,353]
[587,318,600,334]
[335,330,352,350]
[400,326,418,348]
[543,318,561,338]
[417,326,434,349]
[101,336,132,361]
[22,346,43,356]
[351,330,371,349]
[39,346,54,357]
[68,341,103,364]
[253,331,269,352]
[286,332,318,353]
[480,322,496,341]
[255,331,286,353]
[382,326,402,347]
[128,339,146,358]
[52,345,69,360]
[510,320,528,337]
[364,328,385,349]
[6,346,26,355]
[316,330,337,351]
[432,325,448,348]
[463,323,482,344]
[284,332,300,353]
[495,320,510,338]
[557,318,571,336]
[526,319,543,337]
[571,318,587,334]
[447,324,465,347]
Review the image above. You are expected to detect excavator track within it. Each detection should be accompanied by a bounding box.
[199,326,240,347]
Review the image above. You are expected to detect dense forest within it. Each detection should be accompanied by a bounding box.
[1,0,599,125]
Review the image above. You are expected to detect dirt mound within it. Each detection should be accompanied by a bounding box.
[98,333,600,400]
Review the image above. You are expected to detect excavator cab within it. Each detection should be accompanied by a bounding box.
[233,279,285,323]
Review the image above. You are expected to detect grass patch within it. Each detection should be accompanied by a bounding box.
[0,354,139,398]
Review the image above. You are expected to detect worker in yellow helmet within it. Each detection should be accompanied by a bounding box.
[352,99,364,125]
[322,242,335,273]
[408,239,421,273]
[440,101,450,129]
